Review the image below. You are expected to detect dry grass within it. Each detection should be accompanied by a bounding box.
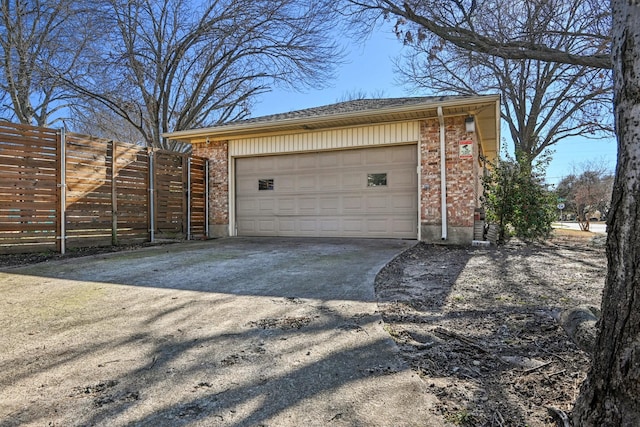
[552,228,597,239]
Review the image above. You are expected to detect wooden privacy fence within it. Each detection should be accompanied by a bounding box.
[0,122,208,254]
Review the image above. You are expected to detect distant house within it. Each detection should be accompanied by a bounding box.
[164,96,500,244]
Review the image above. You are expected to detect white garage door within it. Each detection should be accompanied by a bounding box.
[235,145,418,238]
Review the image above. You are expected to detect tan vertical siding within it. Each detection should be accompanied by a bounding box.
[229,122,420,157]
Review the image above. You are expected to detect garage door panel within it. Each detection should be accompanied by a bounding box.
[237,219,255,233]
[299,219,317,232]
[368,219,389,232]
[366,195,388,209]
[278,176,295,192]
[366,149,389,164]
[320,219,339,232]
[298,198,317,213]
[258,199,275,212]
[319,153,339,167]
[236,198,257,213]
[343,218,364,232]
[234,158,253,173]
[236,176,258,192]
[297,155,317,169]
[319,197,340,214]
[258,220,276,232]
[277,156,295,170]
[343,151,363,166]
[277,198,295,214]
[279,219,295,232]
[236,145,417,238]
[393,219,416,233]
[343,196,363,211]
[297,176,316,190]
[392,145,416,162]
[251,156,275,171]
[392,170,416,187]
[392,192,418,209]
[342,172,362,189]
[320,174,339,190]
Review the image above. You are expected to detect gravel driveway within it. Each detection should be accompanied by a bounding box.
[0,237,440,427]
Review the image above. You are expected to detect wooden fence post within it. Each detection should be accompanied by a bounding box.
[182,153,189,240]
[110,141,118,246]
[148,148,155,243]
[56,128,67,254]
[186,155,192,240]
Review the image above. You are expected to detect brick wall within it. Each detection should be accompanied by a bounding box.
[192,140,229,237]
[420,117,479,243]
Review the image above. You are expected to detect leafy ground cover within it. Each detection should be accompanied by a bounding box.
[375,229,606,426]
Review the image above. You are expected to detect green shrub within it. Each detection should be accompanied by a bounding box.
[481,150,556,243]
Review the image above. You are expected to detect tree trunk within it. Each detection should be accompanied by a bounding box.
[572,2,640,425]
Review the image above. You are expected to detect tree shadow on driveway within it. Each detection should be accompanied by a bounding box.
[0,238,443,426]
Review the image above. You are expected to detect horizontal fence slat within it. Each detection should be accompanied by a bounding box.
[0,156,57,169]
[0,201,57,209]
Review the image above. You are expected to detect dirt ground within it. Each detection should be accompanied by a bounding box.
[0,230,606,426]
[374,229,607,426]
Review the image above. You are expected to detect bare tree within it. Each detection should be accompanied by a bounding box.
[344,0,639,424]
[71,100,147,145]
[336,88,388,102]
[556,160,614,230]
[395,0,613,165]
[65,0,341,150]
[0,0,93,126]
[344,0,612,69]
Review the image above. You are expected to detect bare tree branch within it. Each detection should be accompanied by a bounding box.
[344,0,612,69]
[0,0,95,126]
[64,0,341,149]
[394,0,613,164]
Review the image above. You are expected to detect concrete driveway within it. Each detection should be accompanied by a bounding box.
[0,238,441,427]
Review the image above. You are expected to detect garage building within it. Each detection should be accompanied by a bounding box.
[164,96,500,244]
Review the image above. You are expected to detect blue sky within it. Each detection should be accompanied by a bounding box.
[251,28,618,186]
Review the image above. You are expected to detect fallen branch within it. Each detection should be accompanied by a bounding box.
[534,340,567,363]
[522,360,554,375]
[546,406,571,427]
[434,327,504,363]
[434,327,490,353]
[492,409,505,427]
[148,355,158,370]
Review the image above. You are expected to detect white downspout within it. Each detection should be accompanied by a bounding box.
[205,160,210,238]
[438,107,447,240]
[228,152,235,236]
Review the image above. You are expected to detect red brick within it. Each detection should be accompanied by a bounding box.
[192,141,228,226]
[420,117,479,229]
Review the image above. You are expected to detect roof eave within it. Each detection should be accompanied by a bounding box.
[163,95,499,141]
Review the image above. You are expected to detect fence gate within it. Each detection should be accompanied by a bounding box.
[153,151,187,240]
[189,156,208,240]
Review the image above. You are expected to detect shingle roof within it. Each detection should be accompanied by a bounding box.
[163,94,499,152]
[229,96,458,125]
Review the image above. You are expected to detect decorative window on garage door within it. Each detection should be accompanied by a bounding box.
[258,178,274,190]
[367,173,387,187]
